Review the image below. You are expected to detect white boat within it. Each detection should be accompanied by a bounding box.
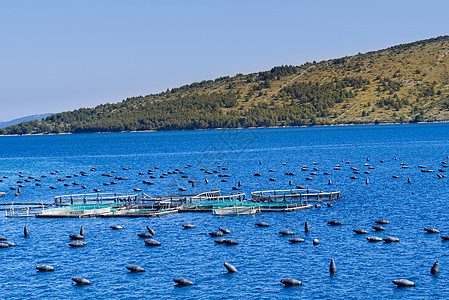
[213,205,258,216]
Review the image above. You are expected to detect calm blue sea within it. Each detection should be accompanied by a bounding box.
[0,124,448,299]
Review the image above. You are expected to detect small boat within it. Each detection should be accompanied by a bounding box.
[213,205,258,215]
[212,201,259,216]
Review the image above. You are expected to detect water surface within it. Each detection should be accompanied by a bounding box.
[0,124,448,299]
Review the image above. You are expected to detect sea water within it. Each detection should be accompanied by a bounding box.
[0,124,448,299]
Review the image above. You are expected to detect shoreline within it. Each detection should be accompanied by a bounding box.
[1,120,449,137]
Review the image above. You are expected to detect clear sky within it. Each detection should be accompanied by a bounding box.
[0,0,448,121]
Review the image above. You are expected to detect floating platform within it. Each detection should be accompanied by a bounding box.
[98,208,178,218]
[4,188,340,218]
[259,203,313,212]
[251,188,340,203]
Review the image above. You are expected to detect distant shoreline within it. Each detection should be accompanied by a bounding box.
[1,120,448,137]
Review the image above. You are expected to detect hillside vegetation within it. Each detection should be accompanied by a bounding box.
[3,36,449,135]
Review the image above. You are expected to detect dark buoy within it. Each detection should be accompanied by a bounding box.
[110,225,124,230]
[0,242,10,248]
[138,232,153,238]
[383,237,400,243]
[126,265,146,272]
[24,226,29,238]
[182,224,195,229]
[144,239,161,246]
[219,227,231,234]
[69,241,86,247]
[36,265,54,272]
[375,220,389,225]
[328,221,342,226]
[424,228,440,234]
[280,278,302,286]
[315,204,321,208]
[365,178,369,184]
[305,221,310,233]
[353,229,368,234]
[279,230,294,236]
[289,238,305,243]
[72,277,91,285]
[328,179,332,185]
[327,203,333,207]
[173,278,193,286]
[259,161,262,165]
[209,231,223,237]
[372,225,386,231]
[289,180,292,185]
[255,222,269,227]
[205,178,209,184]
[238,181,241,187]
[69,234,84,240]
[313,239,319,245]
[408,177,411,183]
[214,238,226,244]
[147,226,155,235]
[80,226,85,237]
[223,262,237,273]
[366,236,383,242]
[329,259,337,274]
[224,239,238,245]
[431,261,439,274]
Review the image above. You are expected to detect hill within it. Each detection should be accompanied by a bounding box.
[0,113,53,129]
[2,36,449,135]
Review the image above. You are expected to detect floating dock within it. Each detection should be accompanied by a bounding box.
[3,188,340,218]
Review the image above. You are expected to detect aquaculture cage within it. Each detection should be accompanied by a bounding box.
[36,202,123,218]
[142,189,226,205]
[176,191,247,212]
[53,192,139,206]
[251,188,340,203]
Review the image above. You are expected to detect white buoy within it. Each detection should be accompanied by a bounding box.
[392,279,414,287]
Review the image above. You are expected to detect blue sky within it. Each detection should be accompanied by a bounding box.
[0,0,448,121]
